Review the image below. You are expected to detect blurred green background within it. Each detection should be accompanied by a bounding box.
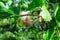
[0,0,60,40]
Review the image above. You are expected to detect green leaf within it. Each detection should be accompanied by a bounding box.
[55,7,60,26]
[0,1,14,18]
[0,0,9,2]
[21,0,28,10]
[43,28,56,40]
[53,3,59,17]
[4,32,15,38]
[28,0,46,10]
[40,5,52,21]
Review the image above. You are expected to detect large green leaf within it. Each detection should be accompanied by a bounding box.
[40,5,52,21]
[53,3,59,17]
[43,27,56,40]
[55,7,60,26]
[0,1,14,18]
[28,0,46,10]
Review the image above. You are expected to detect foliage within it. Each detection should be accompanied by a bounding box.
[0,0,60,40]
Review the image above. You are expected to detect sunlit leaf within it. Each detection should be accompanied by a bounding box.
[40,5,52,21]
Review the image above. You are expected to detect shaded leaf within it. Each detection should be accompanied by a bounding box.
[28,0,46,10]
